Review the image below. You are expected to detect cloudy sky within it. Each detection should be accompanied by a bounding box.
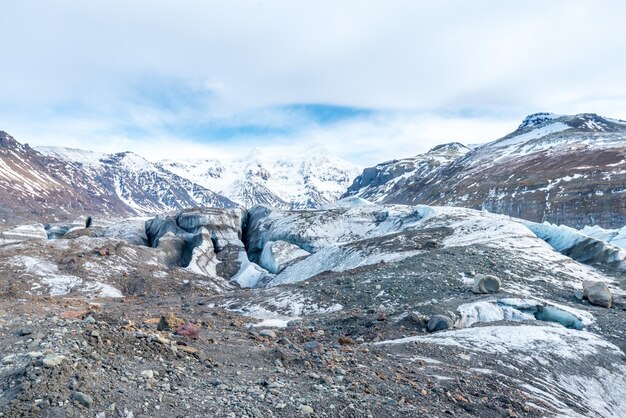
[1,0,626,165]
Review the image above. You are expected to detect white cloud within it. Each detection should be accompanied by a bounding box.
[1,0,626,165]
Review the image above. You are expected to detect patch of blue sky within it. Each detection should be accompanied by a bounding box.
[128,75,216,111]
[280,103,376,124]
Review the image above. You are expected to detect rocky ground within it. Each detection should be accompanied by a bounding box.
[0,293,555,418]
[0,203,625,417]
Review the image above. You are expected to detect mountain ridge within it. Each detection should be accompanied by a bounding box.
[0,132,237,224]
[345,112,626,228]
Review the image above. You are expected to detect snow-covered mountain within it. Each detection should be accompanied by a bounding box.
[37,146,236,216]
[345,113,626,229]
[0,131,127,223]
[345,142,470,202]
[0,130,359,223]
[159,146,360,209]
[0,131,238,224]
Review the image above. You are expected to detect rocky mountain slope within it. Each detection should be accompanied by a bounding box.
[38,146,236,215]
[0,202,624,416]
[0,131,237,224]
[0,132,125,223]
[159,146,360,209]
[345,113,626,229]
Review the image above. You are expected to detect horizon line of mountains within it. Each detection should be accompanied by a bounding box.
[1,111,625,229]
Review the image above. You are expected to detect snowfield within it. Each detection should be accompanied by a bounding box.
[159,145,361,209]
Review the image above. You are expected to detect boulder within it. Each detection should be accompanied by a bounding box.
[72,392,93,408]
[157,313,185,331]
[175,323,201,339]
[42,354,65,368]
[259,329,277,339]
[583,281,612,308]
[259,240,310,274]
[472,274,501,294]
[427,315,454,332]
[303,341,322,352]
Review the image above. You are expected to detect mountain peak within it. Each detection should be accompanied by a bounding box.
[428,142,471,155]
[518,112,561,130]
[517,112,626,134]
[0,131,20,148]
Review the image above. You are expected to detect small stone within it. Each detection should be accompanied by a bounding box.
[427,315,454,332]
[18,328,33,336]
[276,337,292,345]
[425,239,440,248]
[338,335,356,345]
[141,370,154,379]
[72,391,93,408]
[574,289,584,301]
[410,311,425,324]
[472,274,501,294]
[259,329,276,339]
[151,334,170,345]
[303,341,322,352]
[83,316,96,324]
[178,345,199,354]
[300,405,314,415]
[583,281,612,308]
[2,354,16,364]
[42,354,65,368]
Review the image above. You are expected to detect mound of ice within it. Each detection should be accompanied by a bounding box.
[523,221,626,269]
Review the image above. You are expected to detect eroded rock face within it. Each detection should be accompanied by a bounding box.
[145,208,257,284]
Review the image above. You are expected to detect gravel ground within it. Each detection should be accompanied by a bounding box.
[0,291,552,418]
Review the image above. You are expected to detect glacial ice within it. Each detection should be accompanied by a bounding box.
[457,298,589,330]
[259,240,310,274]
[523,220,626,269]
